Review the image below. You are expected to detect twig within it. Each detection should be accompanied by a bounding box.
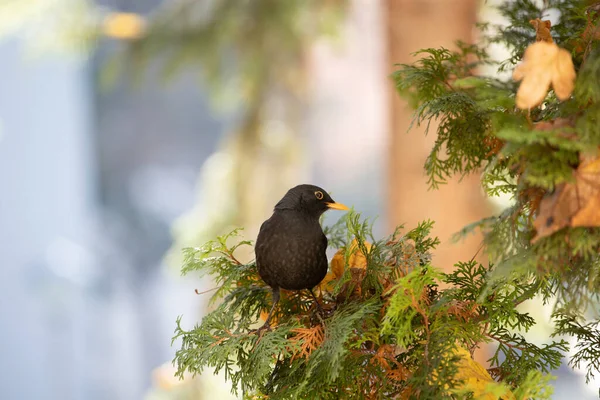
[469,241,485,263]
[220,250,244,266]
[195,287,219,295]
[525,110,533,129]
[485,332,527,352]
[512,280,543,307]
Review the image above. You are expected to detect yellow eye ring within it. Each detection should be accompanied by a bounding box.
[315,191,324,200]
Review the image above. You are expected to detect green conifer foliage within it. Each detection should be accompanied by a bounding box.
[173,1,600,398]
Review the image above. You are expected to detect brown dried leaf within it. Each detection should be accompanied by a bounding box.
[530,18,553,43]
[533,154,600,241]
[572,194,600,226]
[533,117,573,132]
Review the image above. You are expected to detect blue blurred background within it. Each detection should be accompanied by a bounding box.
[0,0,596,399]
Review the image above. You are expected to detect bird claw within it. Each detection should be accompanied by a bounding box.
[313,301,325,315]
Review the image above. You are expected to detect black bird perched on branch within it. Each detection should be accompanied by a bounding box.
[254,184,349,330]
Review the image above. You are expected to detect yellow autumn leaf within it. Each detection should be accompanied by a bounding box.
[513,42,575,109]
[318,271,337,292]
[552,48,577,100]
[330,238,372,278]
[102,12,146,40]
[425,346,514,400]
[321,238,371,293]
[451,346,514,400]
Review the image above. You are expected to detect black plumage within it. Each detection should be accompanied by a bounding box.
[255,184,348,330]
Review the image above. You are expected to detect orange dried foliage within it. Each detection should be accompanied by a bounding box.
[519,186,546,218]
[574,7,600,54]
[289,324,325,361]
[483,136,505,158]
[370,344,409,382]
[446,299,479,322]
[533,152,600,241]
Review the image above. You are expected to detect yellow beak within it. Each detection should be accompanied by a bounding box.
[326,202,349,211]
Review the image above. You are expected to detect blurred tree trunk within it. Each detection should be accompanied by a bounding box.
[386,0,488,271]
[386,0,489,364]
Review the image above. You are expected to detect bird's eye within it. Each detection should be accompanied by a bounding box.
[315,191,324,200]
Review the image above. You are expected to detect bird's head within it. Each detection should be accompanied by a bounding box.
[274,184,349,217]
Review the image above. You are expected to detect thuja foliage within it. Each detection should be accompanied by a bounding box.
[174,214,566,398]
[394,0,600,388]
[173,0,600,398]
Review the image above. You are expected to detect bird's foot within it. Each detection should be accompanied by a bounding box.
[313,299,325,315]
[307,288,326,316]
[309,299,327,325]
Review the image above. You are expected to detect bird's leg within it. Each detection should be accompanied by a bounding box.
[253,287,280,333]
[307,288,325,315]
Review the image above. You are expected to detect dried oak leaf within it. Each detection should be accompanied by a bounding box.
[513,42,576,109]
[330,238,372,278]
[318,271,337,293]
[533,154,600,241]
[530,18,553,43]
[321,238,372,295]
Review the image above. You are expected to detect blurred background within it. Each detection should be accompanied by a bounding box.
[0,0,595,399]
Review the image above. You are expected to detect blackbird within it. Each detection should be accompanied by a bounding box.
[255,184,349,330]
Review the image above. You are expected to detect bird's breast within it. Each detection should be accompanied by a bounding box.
[255,213,328,290]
